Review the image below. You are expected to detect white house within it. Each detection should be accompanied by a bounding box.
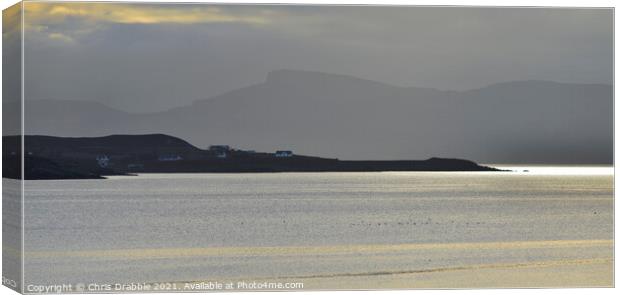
[96,155,110,168]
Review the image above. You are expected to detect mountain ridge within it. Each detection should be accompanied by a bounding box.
[12,74,610,114]
[6,70,612,164]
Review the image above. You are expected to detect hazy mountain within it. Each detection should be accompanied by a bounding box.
[12,70,612,164]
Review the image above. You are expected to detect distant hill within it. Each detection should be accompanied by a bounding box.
[8,70,612,164]
[22,134,201,154]
[3,134,204,179]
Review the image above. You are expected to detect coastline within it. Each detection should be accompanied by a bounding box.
[4,134,502,180]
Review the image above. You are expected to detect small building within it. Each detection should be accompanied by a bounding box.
[158,154,183,161]
[275,150,293,158]
[96,155,110,168]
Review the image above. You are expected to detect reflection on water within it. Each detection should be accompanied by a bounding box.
[22,168,613,286]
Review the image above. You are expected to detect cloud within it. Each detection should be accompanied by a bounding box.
[25,2,273,25]
[23,2,276,44]
[47,32,76,44]
[22,4,612,112]
[2,2,22,41]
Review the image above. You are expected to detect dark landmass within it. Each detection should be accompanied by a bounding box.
[3,134,500,180]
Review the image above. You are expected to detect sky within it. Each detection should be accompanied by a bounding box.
[14,2,614,112]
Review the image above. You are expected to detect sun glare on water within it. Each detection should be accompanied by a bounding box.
[492,165,613,176]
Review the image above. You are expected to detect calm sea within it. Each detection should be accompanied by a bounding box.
[9,167,614,287]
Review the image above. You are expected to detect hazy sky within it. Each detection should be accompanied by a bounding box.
[19,2,613,112]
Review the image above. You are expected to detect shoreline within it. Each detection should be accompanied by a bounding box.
[4,134,501,180]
